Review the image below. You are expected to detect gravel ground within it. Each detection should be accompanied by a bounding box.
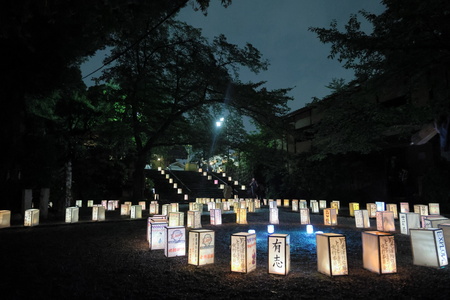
[1,205,450,299]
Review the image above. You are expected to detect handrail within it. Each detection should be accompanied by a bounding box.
[165,167,192,193]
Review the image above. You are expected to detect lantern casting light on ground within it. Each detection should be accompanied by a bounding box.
[362,231,396,274]
[316,233,348,276]
[231,232,257,273]
[410,228,448,268]
[188,229,215,266]
[268,233,290,275]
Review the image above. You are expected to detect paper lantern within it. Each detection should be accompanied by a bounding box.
[376,211,395,232]
[362,231,397,274]
[423,216,449,229]
[198,168,202,172]
[410,228,448,268]
[269,200,277,208]
[316,233,348,276]
[208,175,212,180]
[241,185,246,190]
[310,200,319,214]
[375,201,385,212]
[173,182,177,188]
[255,199,261,209]
[323,208,337,226]
[169,178,173,183]
[92,205,105,221]
[306,224,314,234]
[349,202,359,217]
[300,199,308,209]
[75,200,83,207]
[154,194,159,200]
[177,188,182,194]
[414,204,429,216]
[0,210,11,228]
[366,203,377,218]
[65,206,79,223]
[124,201,132,207]
[299,208,310,225]
[269,207,279,224]
[210,208,222,225]
[161,204,172,216]
[267,224,275,233]
[24,209,39,227]
[130,205,142,219]
[171,203,179,212]
[438,223,450,258]
[231,232,257,273]
[247,200,255,213]
[120,204,131,216]
[139,201,146,211]
[87,200,94,207]
[429,203,440,215]
[203,171,207,176]
[330,201,339,214]
[283,199,290,207]
[148,219,168,250]
[386,204,398,219]
[400,202,410,213]
[149,202,159,215]
[165,226,186,257]
[399,212,420,235]
[276,199,282,206]
[354,210,370,228]
[319,200,327,210]
[101,200,107,209]
[188,229,215,266]
[187,210,202,229]
[291,200,299,212]
[168,212,184,226]
[236,208,248,224]
[184,194,189,201]
[107,200,115,211]
[268,234,290,275]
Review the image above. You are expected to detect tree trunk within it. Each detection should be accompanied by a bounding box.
[132,154,147,201]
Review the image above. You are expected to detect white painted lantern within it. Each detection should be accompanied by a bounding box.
[161,204,172,216]
[210,208,222,225]
[87,200,94,207]
[299,208,310,225]
[291,199,299,211]
[400,202,409,213]
[399,212,420,235]
[429,203,440,215]
[188,229,215,266]
[187,210,202,229]
[138,201,146,211]
[386,203,398,219]
[24,209,39,227]
[130,205,142,219]
[423,216,449,229]
[376,211,395,232]
[92,205,105,221]
[362,231,396,274]
[366,203,377,218]
[168,212,184,227]
[316,233,348,276]
[170,202,179,212]
[65,206,79,223]
[410,228,448,268]
[414,204,429,216]
[236,208,248,225]
[75,200,83,207]
[165,226,186,257]
[120,204,131,216]
[268,234,290,275]
[149,202,159,215]
[0,210,11,228]
[375,201,385,212]
[299,199,308,209]
[269,207,279,225]
[310,200,319,213]
[101,200,107,209]
[107,200,115,211]
[354,210,370,228]
[349,202,359,217]
[231,232,257,273]
[319,200,327,210]
[148,219,168,250]
[323,208,337,226]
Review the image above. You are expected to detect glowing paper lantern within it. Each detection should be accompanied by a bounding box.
[0,210,11,228]
[124,201,132,207]
[177,188,182,194]
[24,209,39,227]
[375,201,385,212]
[316,233,348,276]
[310,200,319,214]
[410,228,448,268]
[386,204,398,219]
[267,224,275,233]
[139,201,146,211]
[423,216,449,229]
[306,224,314,234]
[400,202,410,213]
[187,210,202,229]
[254,199,261,209]
[65,206,79,223]
[268,234,290,275]
[210,208,222,225]
[269,200,277,208]
[92,205,105,221]
[438,223,450,257]
[429,203,440,215]
[113,200,120,208]
[184,194,189,201]
[107,200,115,211]
[149,202,159,215]
[120,204,131,216]
[101,200,107,209]
[241,185,246,190]
[414,204,428,216]
[168,212,184,226]
[231,232,257,273]
[354,210,370,228]
[349,202,359,217]
[75,200,83,207]
[87,200,94,207]
[376,211,395,232]
[269,207,279,225]
[300,199,308,209]
[148,219,168,250]
[319,200,327,210]
[330,201,339,215]
[247,200,255,213]
[283,199,290,207]
[276,199,282,207]
[299,208,310,225]
[291,200,299,212]
[366,203,377,218]
[188,229,215,266]
[161,204,172,216]
[323,208,337,226]
[165,226,186,257]
[362,231,397,274]
[171,203,179,212]
[236,208,248,225]
[130,205,142,219]
[399,212,420,235]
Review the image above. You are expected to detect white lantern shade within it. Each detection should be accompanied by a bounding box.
[414,204,429,216]
[24,209,39,227]
[438,223,450,258]
[423,216,449,229]
[149,202,159,215]
[366,203,377,218]
[316,233,348,276]
[148,219,168,250]
[165,226,186,257]
[376,211,395,231]
[291,200,299,212]
[236,208,248,224]
[269,200,277,208]
[130,205,142,219]
[269,208,279,225]
[375,201,385,212]
[120,204,131,216]
[299,208,310,225]
[319,200,327,209]
[92,205,105,221]
[171,203,179,212]
[400,202,410,213]
[429,203,440,215]
[231,232,257,273]
[138,201,146,211]
[101,200,107,209]
[107,200,115,211]
[311,200,319,214]
[362,231,396,274]
[267,224,275,233]
[65,206,79,223]
[349,202,359,217]
[268,234,290,275]
[399,212,420,235]
[0,210,11,228]
[75,200,83,207]
[386,204,398,219]
[354,210,370,228]
[187,210,202,229]
[323,208,337,226]
[161,204,172,216]
[168,212,184,227]
[188,229,215,266]
[210,208,222,225]
[87,200,94,207]
[299,199,308,209]
[410,228,448,268]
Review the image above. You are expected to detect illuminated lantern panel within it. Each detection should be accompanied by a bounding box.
[148,219,168,250]
[316,233,348,276]
[254,199,261,209]
[323,208,337,226]
[362,231,396,274]
[75,200,83,207]
[375,201,385,212]
[124,201,132,207]
[299,208,310,225]
[283,199,290,207]
[429,203,440,215]
[236,208,248,225]
[171,203,179,212]
[400,202,410,213]
[87,200,94,207]
[269,208,279,225]
[386,204,398,219]
[399,212,420,235]
[187,210,202,229]
[207,202,215,211]
[423,216,449,229]
[107,200,115,211]
[410,228,448,268]
[349,202,359,217]
[414,204,429,217]
[300,199,308,209]
[306,225,314,234]
[247,201,255,213]
[376,211,395,232]
[310,200,319,214]
[149,203,159,215]
[291,200,299,212]
[267,225,275,233]
[319,200,327,210]
[269,200,277,209]
[366,203,377,218]
[139,201,146,211]
[210,208,222,225]
[354,210,370,228]
[24,209,40,227]
[65,207,79,223]
[92,205,105,221]
[120,204,131,216]
[162,204,173,216]
[330,201,339,215]
[438,223,450,258]
[0,210,11,228]
[165,226,186,257]
[130,205,143,219]
[113,200,120,209]
[276,199,282,207]
[268,234,290,275]
[231,232,257,273]
[188,229,215,266]
[169,212,184,227]
[101,200,107,209]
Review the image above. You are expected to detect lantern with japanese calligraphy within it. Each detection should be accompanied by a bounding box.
[438,223,450,258]
[231,232,257,273]
[291,199,299,211]
[65,206,79,223]
[188,229,215,266]
[429,203,440,215]
[268,234,290,275]
[354,210,370,228]
[168,212,184,226]
[138,201,146,211]
[410,228,448,268]
[300,199,308,209]
[362,231,397,274]
[366,203,377,218]
[149,202,159,215]
[414,204,428,216]
[120,204,131,216]
[247,200,255,213]
[165,226,186,257]
[92,205,105,221]
[254,199,261,209]
[75,200,83,207]
[161,204,172,216]
[349,202,359,217]
[236,208,248,224]
[269,200,277,208]
[207,202,215,211]
[330,201,339,214]
[310,200,319,214]
[299,208,310,225]
[269,207,279,224]
[375,201,385,212]
[399,212,420,235]
[24,209,39,227]
[423,216,449,229]
[130,205,142,219]
[107,200,115,211]
[0,210,11,228]
[275,199,281,206]
[316,233,348,276]
[376,211,395,232]
[319,200,327,210]
[386,203,398,219]
[187,210,202,229]
[282,199,289,207]
[87,200,94,207]
[210,208,222,225]
[400,202,409,213]
[323,208,337,226]
[148,219,168,250]
[171,203,179,212]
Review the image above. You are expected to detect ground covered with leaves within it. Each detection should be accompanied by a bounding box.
[2,205,450,299]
